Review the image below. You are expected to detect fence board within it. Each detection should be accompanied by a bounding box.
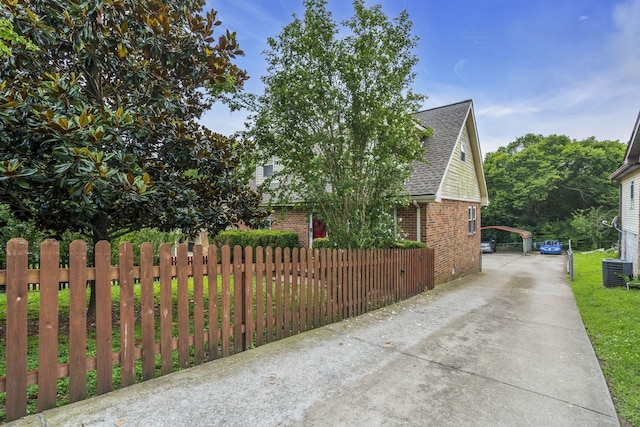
[283,247,291,337]
[306,248,313,330]
[207,245,219,360]
[37,240,60,412]
[275,247,283,340]
[193,245,205,365]
[291,248,299,334]
[313,249,320,327]
[319,249,327,326]
[255,246,264,347]
[177,244,190,368]
[119,242,136,386]
[68,240,87,403]
[243,246,253,351]
[159,243,173,372]
[299,248,307,332]
[141,242,156,380]
[95,240,113,394]
[265,247,274,343]
[233,245,244,353]
[6,239,28,422]
[221,245,231,357]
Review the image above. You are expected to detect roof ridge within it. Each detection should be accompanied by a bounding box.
[415,99,472,115]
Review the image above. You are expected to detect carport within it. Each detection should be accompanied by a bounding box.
[481,226,533,255]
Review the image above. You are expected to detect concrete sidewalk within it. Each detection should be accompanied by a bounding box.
[8,252,619,427]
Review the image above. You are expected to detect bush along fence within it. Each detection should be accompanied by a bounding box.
[0,238,434,422]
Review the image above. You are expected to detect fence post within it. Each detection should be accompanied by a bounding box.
[6,238,28,422]
[119,241,136,386]
[68,240,88,403]
[233,245,244,353]
[95,240,113,394]
[244,246,254,351]
[177,243,190,368]
[38,239,60,412]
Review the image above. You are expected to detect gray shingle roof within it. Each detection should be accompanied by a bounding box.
[406,99,473,197]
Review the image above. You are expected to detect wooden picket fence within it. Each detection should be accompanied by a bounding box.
[0,238,434,422]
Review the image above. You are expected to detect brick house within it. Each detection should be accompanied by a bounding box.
[609,110,640,274]
[256,100,489,285]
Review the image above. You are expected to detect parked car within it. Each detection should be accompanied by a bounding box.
[481,237,496,253]
[539,239,562,255]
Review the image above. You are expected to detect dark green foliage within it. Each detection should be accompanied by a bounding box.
[312,237,426,250]
[311,238,335,249]
[247,0,428,249]
[390,240,427,249]
[212,230,299,251]
[112,228,183,265]
[0,0,265,245]
[483,134,625,248]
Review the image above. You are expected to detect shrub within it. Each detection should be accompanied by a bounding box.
[311,238,427,250]
[212,230,298,249]
[391,240,428,249]
[311,238,336,249]
[211,230,299,262]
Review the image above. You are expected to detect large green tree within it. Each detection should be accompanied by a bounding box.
[483,134,625,247]
[0,0,263,245]
[246,0,429,249]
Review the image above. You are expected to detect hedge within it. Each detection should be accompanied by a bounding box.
[311,238,427,250]
[211,230,299,261]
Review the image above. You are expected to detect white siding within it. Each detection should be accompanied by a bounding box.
[621,229,639,274]
[441,124,481,202]
[255,157,283,186]
[620,175,639,233]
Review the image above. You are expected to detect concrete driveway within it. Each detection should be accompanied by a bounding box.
[8,252,619,427]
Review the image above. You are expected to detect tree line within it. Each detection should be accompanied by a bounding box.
[482,134,625,250]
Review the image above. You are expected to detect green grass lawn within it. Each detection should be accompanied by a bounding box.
[571,250,640,426]
[0,276,237,421]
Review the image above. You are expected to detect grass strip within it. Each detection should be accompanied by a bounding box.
[571,250,640,426]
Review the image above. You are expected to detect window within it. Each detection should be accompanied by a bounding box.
[460,141,466,162]
[631,180,635,209]
[263,163,274,178]
[468,206,477,234]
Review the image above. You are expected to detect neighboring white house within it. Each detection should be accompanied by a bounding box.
[609,110,640,273]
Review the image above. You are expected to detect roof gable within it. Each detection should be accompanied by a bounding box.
[407,100,488,206]
[609,110,640,181]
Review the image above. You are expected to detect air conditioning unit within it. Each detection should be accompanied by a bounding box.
[602,259,633,288]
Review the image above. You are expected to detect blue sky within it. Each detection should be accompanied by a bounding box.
[201,0,640,155]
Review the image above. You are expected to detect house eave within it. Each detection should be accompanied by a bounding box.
[610,162,640,181]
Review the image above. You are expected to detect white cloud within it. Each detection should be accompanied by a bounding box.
[476,105,540,118]
[612,0,640,78]
[453,59,467,81]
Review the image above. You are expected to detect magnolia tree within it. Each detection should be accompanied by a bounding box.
[0,0,264,242]
[246,0,430,249]
[0,0,265,313]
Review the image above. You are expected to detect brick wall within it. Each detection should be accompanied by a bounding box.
[270,208,310,248]
[397,206,418,241]
[424,199,481,284]
[271,201,481,284]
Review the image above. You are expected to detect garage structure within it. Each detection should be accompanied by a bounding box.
[480,226,532,255]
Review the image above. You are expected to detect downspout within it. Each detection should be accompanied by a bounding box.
[393,207,398,237]
[413,200,421,242]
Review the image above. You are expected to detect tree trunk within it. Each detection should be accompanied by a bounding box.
[87,218,110,319]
